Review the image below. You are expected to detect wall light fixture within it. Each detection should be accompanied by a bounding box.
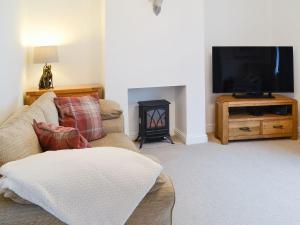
[149,0,164,16]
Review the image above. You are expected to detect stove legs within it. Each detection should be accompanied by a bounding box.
[135,135,145,149]
[134,136,141,142]
[164,135,174,144]
[139,138,145,149]
[135,135,174,149]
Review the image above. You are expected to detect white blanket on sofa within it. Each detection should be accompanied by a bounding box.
[0,147,162,225]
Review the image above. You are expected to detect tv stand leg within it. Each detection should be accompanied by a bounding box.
[221,138,229,145]
[220,103,229,145]
[291,101,298,140]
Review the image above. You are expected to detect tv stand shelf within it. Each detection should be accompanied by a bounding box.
[215,94,298,144]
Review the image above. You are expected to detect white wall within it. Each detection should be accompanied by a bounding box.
[204,0,273,132]
[5,0,298,139]
[105,0,207,144]
[0,0,24,123]
[271,0,300,118]
[22,0,104,89]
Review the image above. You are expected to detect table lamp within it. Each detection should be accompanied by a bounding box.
[33,46,59,89]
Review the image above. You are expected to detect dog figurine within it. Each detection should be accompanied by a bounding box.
[39,64,53,89]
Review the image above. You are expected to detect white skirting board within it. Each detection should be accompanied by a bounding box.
[174,128,208,145]
[128,130,138,141]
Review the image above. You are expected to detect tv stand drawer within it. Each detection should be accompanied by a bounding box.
[229,121,260,138]
[263,119,292,135]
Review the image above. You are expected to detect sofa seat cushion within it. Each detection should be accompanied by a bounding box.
[0,195,65,225]
[0,173,175,225]
[90,133,139,152]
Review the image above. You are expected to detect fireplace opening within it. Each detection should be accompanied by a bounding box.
[135,100,174,148]
[128,85,187,145]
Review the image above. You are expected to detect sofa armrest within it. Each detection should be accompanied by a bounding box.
[100,99,124,134]
[102,113,124,134]
[99,99,123,120]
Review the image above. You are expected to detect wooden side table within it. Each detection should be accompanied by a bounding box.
[24,84,104,105]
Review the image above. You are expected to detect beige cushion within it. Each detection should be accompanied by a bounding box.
[102,116,124,133]
[1,105,29,126]
[99,99,123,120]
[90,133,139,152]
[32,92,59,125]
[0,103,46,166]
[18,102,47,124]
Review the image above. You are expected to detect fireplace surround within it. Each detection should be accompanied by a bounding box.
[135,100,174,148]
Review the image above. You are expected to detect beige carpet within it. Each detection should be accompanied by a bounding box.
[141,136,300,225]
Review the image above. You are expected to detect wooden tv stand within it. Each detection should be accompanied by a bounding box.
[215,95,298,144]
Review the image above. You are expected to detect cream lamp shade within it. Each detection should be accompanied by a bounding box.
[33,46,59,64]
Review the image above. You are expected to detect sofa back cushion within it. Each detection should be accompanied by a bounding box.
[1,106,30,126]
[31,92,59,125]
[54,95,105,141]
[0,103,47,166]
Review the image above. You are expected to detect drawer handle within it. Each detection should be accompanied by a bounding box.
[273,125,284,129]
[239,127,251,132]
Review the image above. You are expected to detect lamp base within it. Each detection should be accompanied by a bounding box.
[39,64,54,89]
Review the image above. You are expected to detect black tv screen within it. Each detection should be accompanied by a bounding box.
[212,46,294,93]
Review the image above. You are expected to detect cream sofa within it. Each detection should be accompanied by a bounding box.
[0,92,175,225]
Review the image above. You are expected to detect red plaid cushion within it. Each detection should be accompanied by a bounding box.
[33,120,91,151]
[54,95,105,141]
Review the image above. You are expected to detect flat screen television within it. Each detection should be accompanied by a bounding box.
[212,46,294,98]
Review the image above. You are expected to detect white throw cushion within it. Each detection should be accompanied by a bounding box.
[0,148,163,225]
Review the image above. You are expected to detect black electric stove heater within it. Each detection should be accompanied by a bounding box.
[135,100,174,148]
